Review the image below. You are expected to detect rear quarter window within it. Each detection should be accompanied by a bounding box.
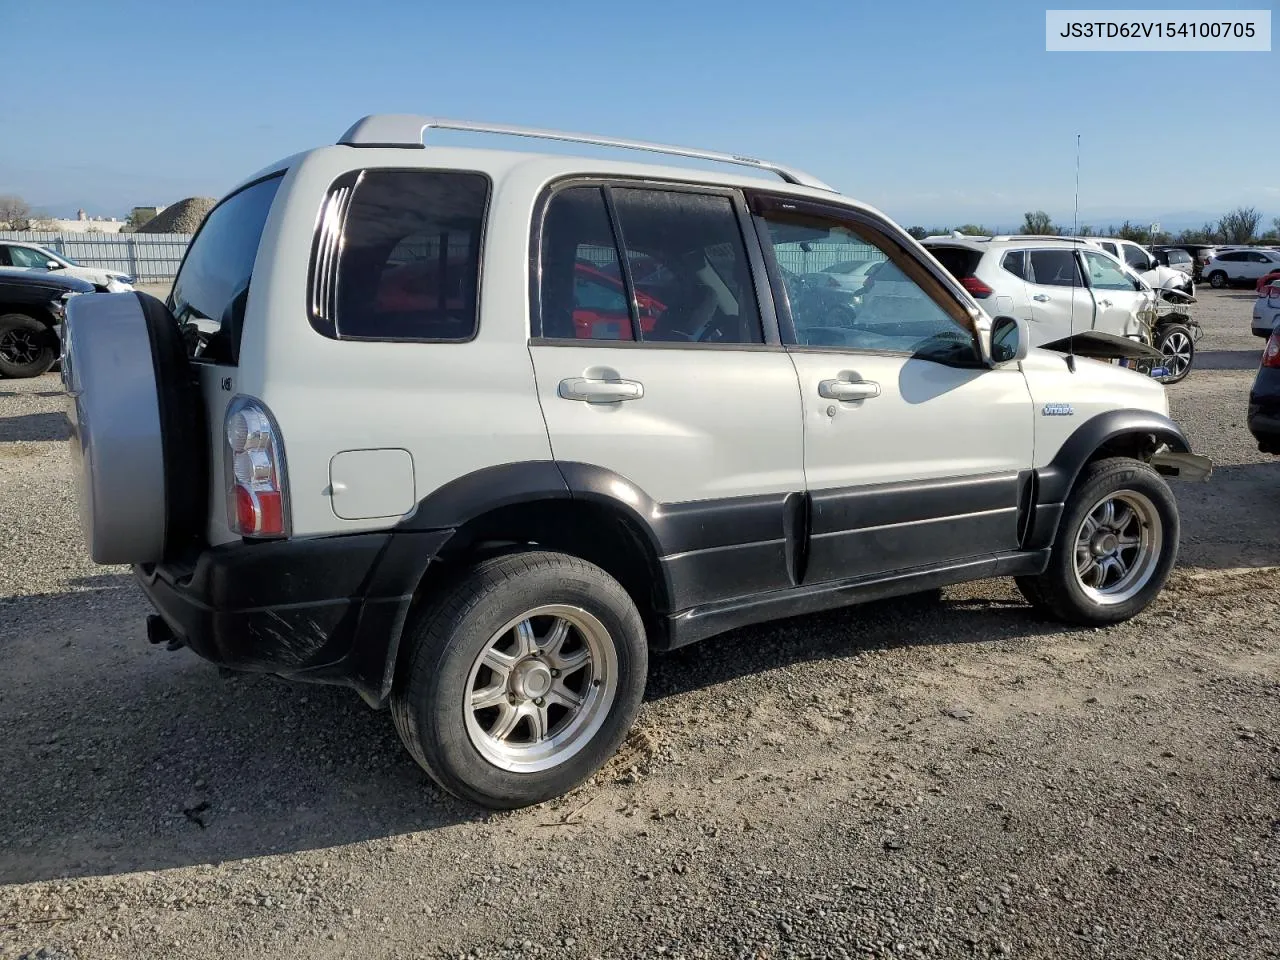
[170,173,283,364]
[309,169,490,342]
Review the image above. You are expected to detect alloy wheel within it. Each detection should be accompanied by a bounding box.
[1159,331,1193,380]
[0,329,41,366]
[463,604,618,772]
[1073,491,1163,605]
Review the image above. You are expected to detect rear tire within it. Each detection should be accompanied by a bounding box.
[1016,458,1178,626]
[392,550,648,809]
[1208,271,1227,289]
[0,313,56,379]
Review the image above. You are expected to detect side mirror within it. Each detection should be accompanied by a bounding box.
[46,260,62,270]
[990,315,1029,364]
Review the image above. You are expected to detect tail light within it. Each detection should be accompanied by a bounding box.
[224,397,290,538]
[1263,332,1280,370]
[961,276,993,298]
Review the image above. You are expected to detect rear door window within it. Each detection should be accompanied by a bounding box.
[311,170,490,342]
[537,184,764,346]
[171,173,283,364]
[1027,250,1084,287]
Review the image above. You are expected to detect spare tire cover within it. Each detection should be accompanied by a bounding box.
[63,292,206,564]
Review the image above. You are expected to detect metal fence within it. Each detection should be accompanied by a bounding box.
[0,232,193,283]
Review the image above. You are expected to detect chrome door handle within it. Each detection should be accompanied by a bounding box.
[558,377,644,403]
[1032,294,1051,302]
[819,378,880,401]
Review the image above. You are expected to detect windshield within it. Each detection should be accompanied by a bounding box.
[34,245,77,266]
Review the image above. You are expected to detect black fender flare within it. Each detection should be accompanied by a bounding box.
[355,461,673,704]
[1023,409,1190,550]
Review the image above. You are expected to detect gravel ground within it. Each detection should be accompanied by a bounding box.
[2,289,1278,960]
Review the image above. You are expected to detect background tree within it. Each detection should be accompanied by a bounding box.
[1075,224,1096,237]
[952,223,992,236]
[1113,220,1150,243]
[1217,206,1261,245]
[1021,210,1058,235]
[1176,222,1220,244]
[0,194,31,228]
[127,208,156,230]
[906,226,928,240]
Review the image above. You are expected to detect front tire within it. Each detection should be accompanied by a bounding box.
[1208,271,1227,289]
[1016,458,1178,626]
[392,551,648,809]
[1155,323,1195,384]
[0,313,56,378]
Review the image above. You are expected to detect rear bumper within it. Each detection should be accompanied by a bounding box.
[135,529,452,703]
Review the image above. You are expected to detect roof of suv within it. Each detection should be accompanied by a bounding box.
[921,235,1100,253]
[235,114,845,204]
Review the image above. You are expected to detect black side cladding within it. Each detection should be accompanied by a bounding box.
[136,292,208,560]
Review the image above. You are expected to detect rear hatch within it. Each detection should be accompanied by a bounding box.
[167,173,284,546]
[923,244,992,301]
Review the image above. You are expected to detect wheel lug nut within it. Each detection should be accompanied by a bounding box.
[535,697,544,706]
[550,669,559,677]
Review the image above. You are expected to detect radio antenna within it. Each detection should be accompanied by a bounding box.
[1066,133,1081,372]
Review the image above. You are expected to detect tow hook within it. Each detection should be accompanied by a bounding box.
[146,614,185,651]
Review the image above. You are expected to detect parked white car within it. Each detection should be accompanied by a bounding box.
[922,236,1154,342]
[923,236,1198,382]
[1252,283,1280,338]
[0,241,134,292]
[1089,237,1193,295]
[62,114,1209,809]
[1204,248,1280,289]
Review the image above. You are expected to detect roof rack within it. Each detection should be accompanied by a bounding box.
[991,234,1092,243]
[337,114,834,191]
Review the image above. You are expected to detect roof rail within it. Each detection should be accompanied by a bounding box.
[991,234,1092,243]
[337,114,835,191]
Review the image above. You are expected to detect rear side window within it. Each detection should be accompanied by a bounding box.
[171,174,283,364]
[310,170,489,342]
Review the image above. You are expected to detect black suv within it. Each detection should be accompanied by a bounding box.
[0,268,94,378]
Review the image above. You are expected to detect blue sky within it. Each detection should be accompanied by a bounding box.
[2,0,1276,229]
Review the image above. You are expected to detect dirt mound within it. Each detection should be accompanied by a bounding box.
[136,197,216,234]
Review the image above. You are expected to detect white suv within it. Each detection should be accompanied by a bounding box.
[0,240,135,292]
[1204,248,1280,288]
[922,235,1198,383]
[61,115,1209,808]
[1089,238,1193,295]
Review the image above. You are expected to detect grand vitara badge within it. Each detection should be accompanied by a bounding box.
[1042,402,1075,417]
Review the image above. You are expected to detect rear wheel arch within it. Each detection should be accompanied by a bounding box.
[375,466,673,704]
[0,303,56,327]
